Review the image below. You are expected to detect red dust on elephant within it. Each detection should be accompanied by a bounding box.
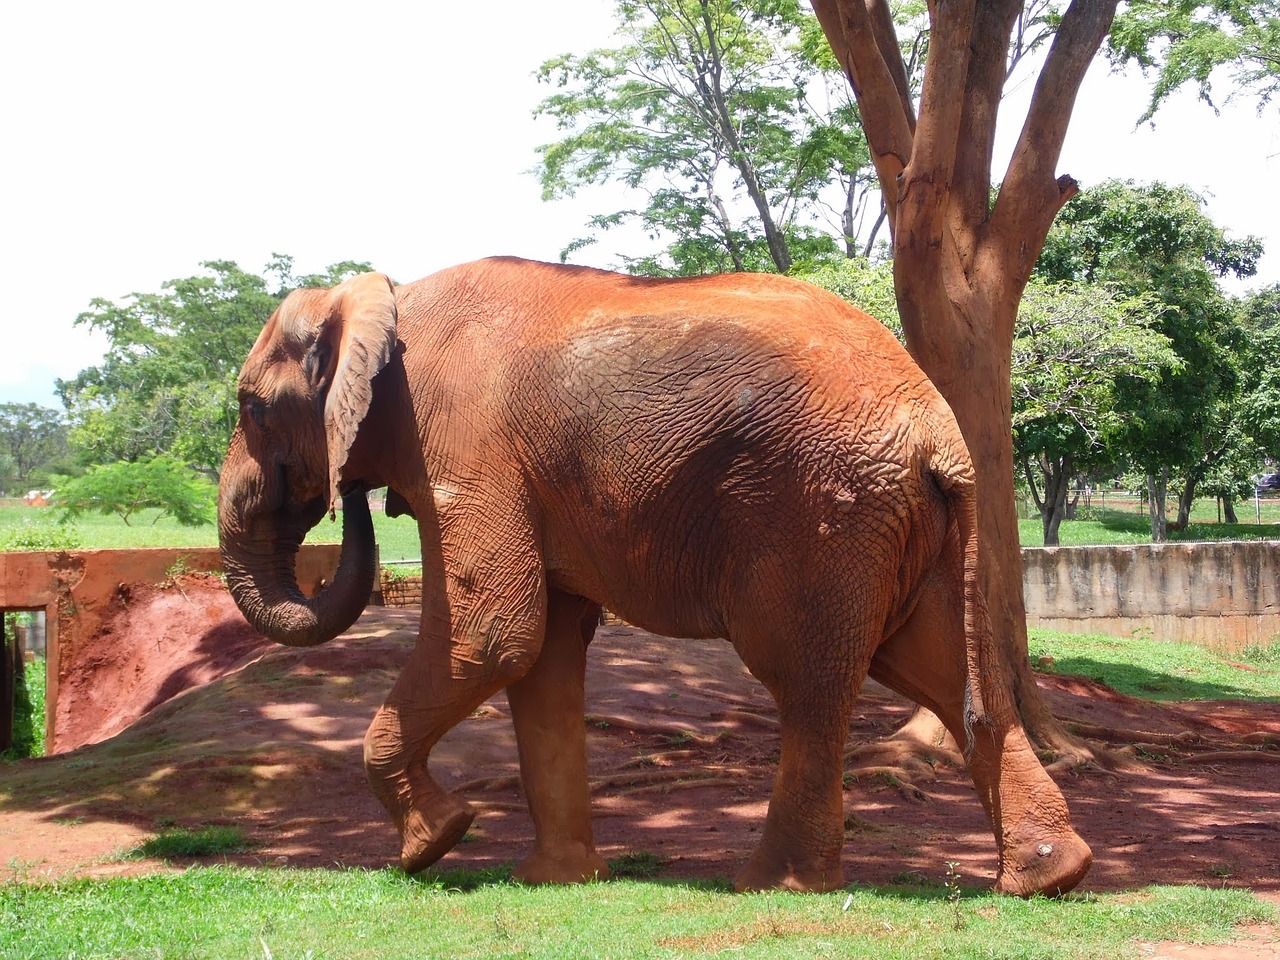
[217,257,1092,895]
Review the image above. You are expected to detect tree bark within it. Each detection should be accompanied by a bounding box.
[1147,469,1169,543]
[1223,497,1239,524]
[813,0,1120,752]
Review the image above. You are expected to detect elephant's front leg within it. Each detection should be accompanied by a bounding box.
[364,680,492,874]
[364,509,549,875]
[506,590,610,884]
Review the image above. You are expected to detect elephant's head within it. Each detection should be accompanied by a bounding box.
[218,272,398,646]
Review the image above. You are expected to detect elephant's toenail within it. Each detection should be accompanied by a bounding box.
[1037,843,1054,857]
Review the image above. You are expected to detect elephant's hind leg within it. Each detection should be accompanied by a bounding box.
[731,615,872,893]
[506,590,609,884]
[869,567,1092,896]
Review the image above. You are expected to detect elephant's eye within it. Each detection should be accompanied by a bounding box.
[244,399,268,430]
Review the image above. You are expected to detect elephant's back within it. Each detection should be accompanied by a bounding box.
[399,257,909,366]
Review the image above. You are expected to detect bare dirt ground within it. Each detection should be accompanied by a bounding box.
[2,575,1278,958]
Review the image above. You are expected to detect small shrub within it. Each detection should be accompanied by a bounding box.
[52,456,215,527]
[136,825,253,859]
[0,520,81,552]
[1241,641,1280,666]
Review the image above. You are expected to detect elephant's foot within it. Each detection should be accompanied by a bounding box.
[400,796,476,876]
[733,846,844,893]
[513,844,610,885]
[994,829,1092,897]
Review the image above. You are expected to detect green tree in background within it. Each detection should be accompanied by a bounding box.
[1036,180,1262,540]
[798,257,900,327]
[535,0,880,275]
[0,404,68,493]
[1235,284,1280,463]
[52,456,216,527]
[1110,0,1280,121]
[57,257,371,479]
[1011,282,1177,545]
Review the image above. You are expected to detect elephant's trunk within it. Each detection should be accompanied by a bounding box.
[220,489,376,647]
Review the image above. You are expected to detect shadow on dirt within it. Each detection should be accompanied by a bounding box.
[3,578,1279,896]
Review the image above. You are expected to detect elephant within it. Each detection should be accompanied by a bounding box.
[217,256,1092,895]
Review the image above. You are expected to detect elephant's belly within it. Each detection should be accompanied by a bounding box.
[545,561,724,640]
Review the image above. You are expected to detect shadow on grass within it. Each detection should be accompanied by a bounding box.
[1046,654,1277,702]
[1086,506,1279,543]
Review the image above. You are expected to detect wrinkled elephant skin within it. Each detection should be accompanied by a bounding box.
[217,258,1091,895]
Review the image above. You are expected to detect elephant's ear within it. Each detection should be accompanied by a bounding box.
[321,272,398,508]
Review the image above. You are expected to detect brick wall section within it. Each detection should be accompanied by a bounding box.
[1022,540,1280,653]
[380,571,423,607]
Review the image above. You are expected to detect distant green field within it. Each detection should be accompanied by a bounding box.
[0,504,422,562]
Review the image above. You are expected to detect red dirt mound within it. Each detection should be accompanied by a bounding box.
[52,574,273,753]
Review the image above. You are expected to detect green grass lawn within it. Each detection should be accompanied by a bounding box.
[6,496,1276,556]
[1018,496,1280,547]
[5,496,1274,555]
[1028,629,1280,702]
[0,867,1271,960]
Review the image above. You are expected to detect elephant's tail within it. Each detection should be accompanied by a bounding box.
[928,445,989,758]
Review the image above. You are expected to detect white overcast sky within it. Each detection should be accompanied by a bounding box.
[3,1,1277,408]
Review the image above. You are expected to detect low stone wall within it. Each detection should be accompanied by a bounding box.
[371,543,1278,651]
[1023,540,1280,653]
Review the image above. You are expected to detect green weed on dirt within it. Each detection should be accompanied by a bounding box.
[0,651,44,762]
[1028,630,1280,702]
[0,867,1272,960]
[133,825,255,860]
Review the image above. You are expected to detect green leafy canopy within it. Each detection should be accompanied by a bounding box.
[1109,1,1280,122]
[52,456,216,528]
[534,0,877,276]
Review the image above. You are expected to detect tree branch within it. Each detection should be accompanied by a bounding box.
[986,0,1119,288]
[810,0,915,216]
[895,0,974,254]
[949,0,1023,266]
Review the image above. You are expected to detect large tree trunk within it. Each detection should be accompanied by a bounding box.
[1174,473,1197,531]
[813,0,1120,753]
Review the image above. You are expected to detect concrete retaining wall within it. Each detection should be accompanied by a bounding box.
[0,545,343,747]
[1022,540,1280,653]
